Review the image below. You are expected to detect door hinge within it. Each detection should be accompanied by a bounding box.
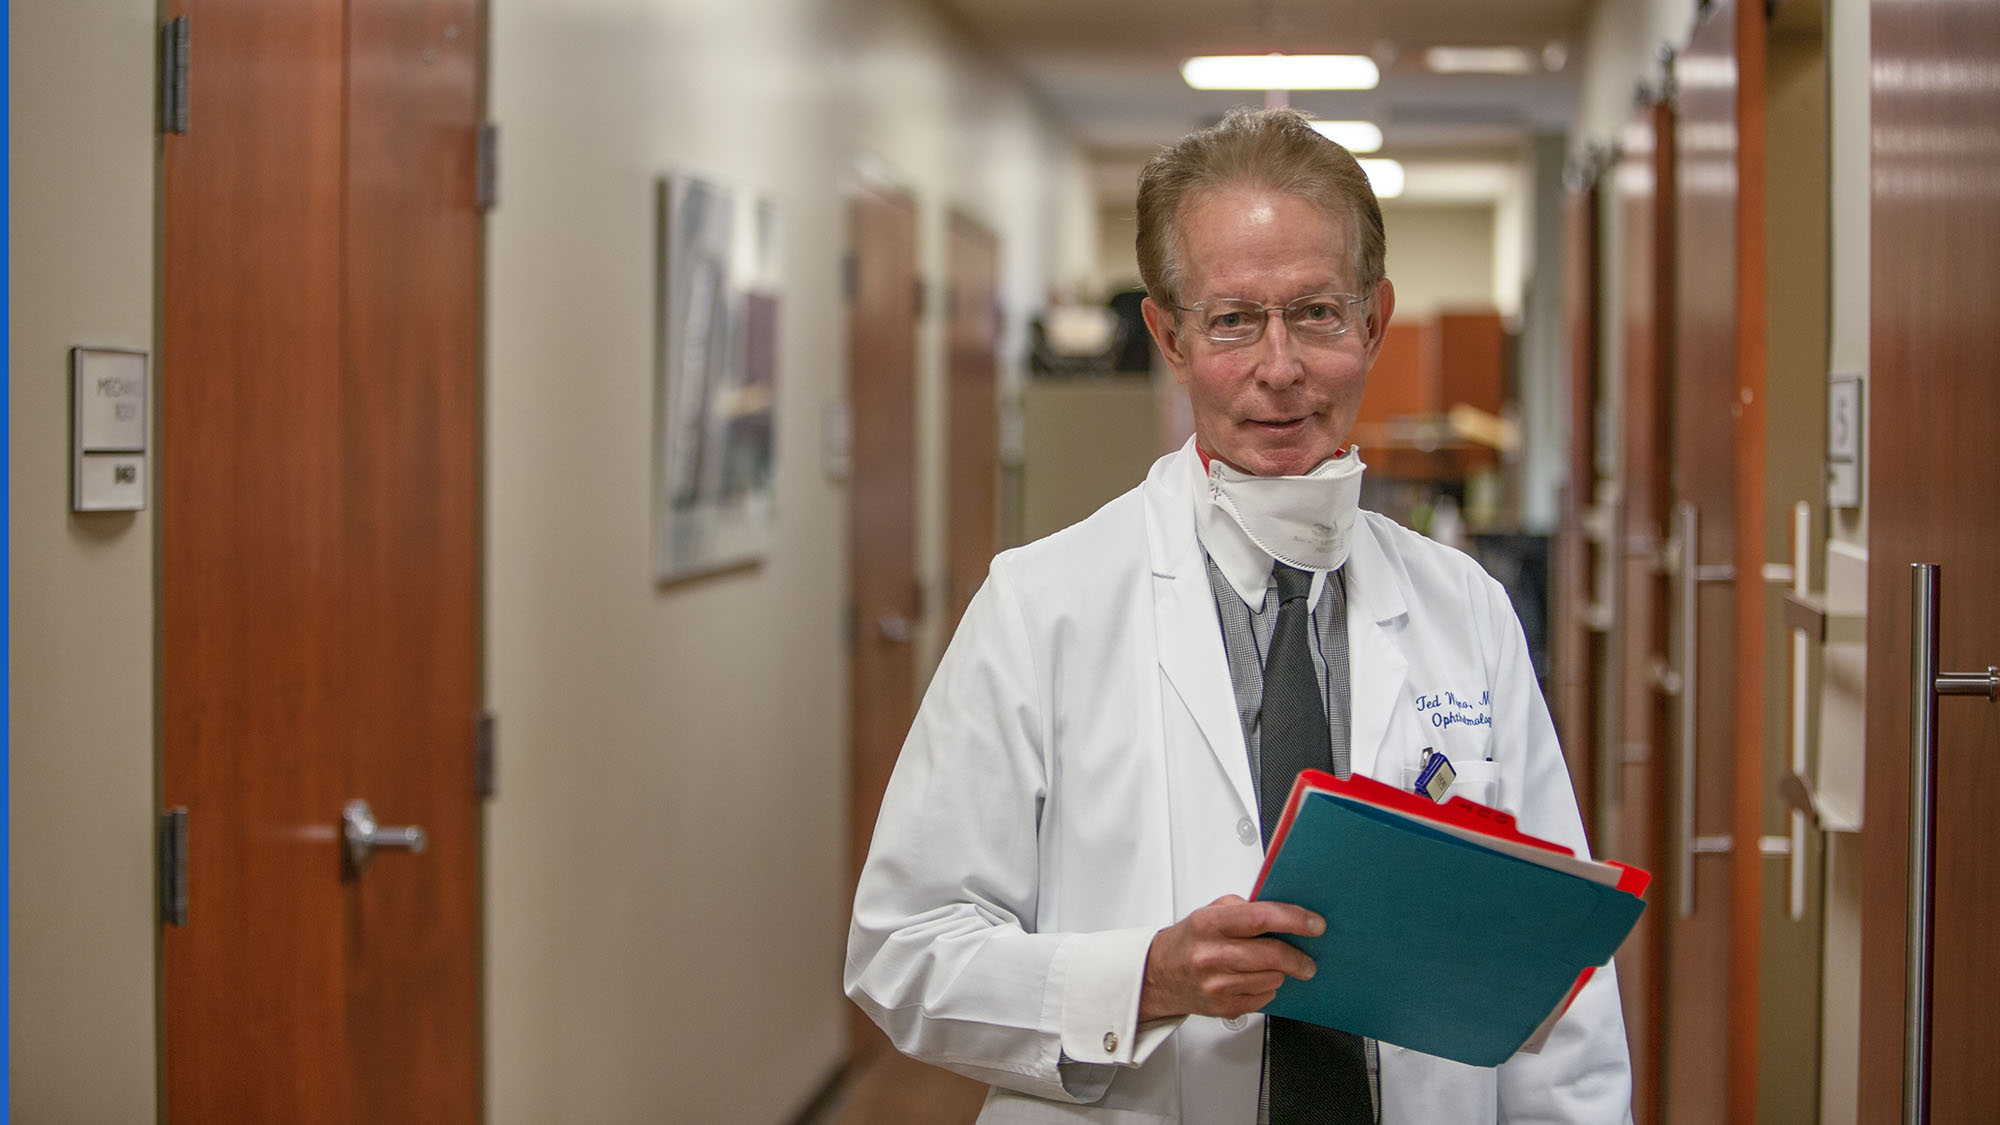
[476,712,498,799]
[159,16,191,135]
[159,807,189,927]
[476,123,500,212]
[841,251,860,305]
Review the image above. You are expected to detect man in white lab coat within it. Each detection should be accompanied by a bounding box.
[845,107,1633,1124]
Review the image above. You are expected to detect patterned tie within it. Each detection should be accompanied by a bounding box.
[1260,562,1372,1125]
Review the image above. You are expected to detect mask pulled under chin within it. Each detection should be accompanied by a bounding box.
[1206,448,1366,572]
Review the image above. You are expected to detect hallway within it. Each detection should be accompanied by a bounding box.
[13,0,2000,1121]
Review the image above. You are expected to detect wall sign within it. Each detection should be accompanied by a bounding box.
[1827,373,1861,510]
[72,347,149,512]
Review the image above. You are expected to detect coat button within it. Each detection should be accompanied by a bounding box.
[1223,1016,1247,1031]
[1236,817,1257,845]
[1102,1031,1119,1054]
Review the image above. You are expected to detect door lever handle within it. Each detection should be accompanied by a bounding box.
[342,799,427,878]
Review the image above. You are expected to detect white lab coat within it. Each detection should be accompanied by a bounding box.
[846,441,1633,1124]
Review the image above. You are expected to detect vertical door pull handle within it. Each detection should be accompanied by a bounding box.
[1904,564,1999,1125]
[1673,502,1733,917]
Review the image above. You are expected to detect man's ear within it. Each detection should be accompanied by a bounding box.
[1141,296,1193,386]
[1361,278,1396,365]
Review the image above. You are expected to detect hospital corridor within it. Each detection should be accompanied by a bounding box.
[11,0,2000,1120]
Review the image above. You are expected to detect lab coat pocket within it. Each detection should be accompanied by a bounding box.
[1376,1044,1497,1125]
[1401,756,1501,809]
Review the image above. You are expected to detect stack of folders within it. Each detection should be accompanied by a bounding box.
[1251,769,1650,1068]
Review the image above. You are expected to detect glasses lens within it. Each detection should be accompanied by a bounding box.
[1287,295,1354,337]
[1200,299,1262,341]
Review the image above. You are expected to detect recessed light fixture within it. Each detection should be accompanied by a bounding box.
[1423,46,1537,75]
[1309,120,1384,153]
[1181,54,1381,91]
[1359,158,1404,198]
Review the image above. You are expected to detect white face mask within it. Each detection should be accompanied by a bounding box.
[1205,448,1366,572]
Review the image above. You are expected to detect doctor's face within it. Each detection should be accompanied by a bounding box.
[1142,186,1394,477]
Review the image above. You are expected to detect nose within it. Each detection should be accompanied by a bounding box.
[1254,311,1306,388]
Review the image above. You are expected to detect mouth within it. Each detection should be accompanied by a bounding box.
[1247,415,1310,432]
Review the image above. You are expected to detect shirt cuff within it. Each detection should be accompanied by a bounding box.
[1058,926,1184,1069]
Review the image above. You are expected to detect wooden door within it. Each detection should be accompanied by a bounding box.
[1753,6,1831,1118]
[944,212,999,637]
[1664,5,1745,1119]
[846,183,920,1054]
[1609,97,1676,1125]
[159,0,485,1119]
[1857,0,2000,1120]
[1723,6,1772,1120]
[1552,179,1603,839]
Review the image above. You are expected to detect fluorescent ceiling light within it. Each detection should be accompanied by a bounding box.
[1359,158,1404,198]
[1181,54,1380,91]
[1423,46,1536,75]
[1309,120,1383,153]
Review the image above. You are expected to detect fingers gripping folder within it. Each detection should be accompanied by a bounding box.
[1250,770,1650,1068]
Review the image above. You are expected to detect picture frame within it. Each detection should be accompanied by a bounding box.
[654,173,782,582]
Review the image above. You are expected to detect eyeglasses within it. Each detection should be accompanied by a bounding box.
[1173,292,1370,345]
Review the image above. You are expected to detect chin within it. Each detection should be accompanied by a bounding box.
[1254,436,1345,475]
[1230,448,1321,477]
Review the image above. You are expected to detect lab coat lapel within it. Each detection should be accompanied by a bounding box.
[1342,516,1410,783]
[1145,443,1258,818]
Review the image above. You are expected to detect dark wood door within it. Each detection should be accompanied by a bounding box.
[1553,178,1603,840]
[1722,6,1772,1120]
[846,183,920,1054]
[159,0,485,1119]
[1609,96,1676,1125]
[1858,1,2000,1120]
[1663,5,1745,1120]
[944,213,999,637]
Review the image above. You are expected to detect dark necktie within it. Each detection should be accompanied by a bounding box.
[1260,562,1372,1125]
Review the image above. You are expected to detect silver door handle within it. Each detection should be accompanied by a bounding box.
[1904,563,1999,1125]
[1778,501,1812,921]
[1672,501,1735,918]
[342,799,427,878]
[877,614,915,644]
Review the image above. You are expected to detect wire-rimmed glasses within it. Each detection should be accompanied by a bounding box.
[1173,292,1369,345]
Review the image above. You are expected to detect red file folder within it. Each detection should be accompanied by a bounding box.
[1251,769,1652,1062]
[1254,769,1652,900]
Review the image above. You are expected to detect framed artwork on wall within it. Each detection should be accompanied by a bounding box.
[655,173,782,583]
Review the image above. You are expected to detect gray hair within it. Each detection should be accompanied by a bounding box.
[1135,106,1386,308]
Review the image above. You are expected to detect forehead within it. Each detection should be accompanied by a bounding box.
[1175,186,1355,299]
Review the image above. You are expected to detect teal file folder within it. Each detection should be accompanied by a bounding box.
[1252,771,1649,1068]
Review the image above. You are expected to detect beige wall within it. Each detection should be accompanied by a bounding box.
[485,0,1095,1120]
[1018,380,1165,543]
[1097,203,1141,294]
[8,0,163,1118]
[1376,202,1500,321]
[1575,0,1701,158]
[1818,4,1870,1120]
